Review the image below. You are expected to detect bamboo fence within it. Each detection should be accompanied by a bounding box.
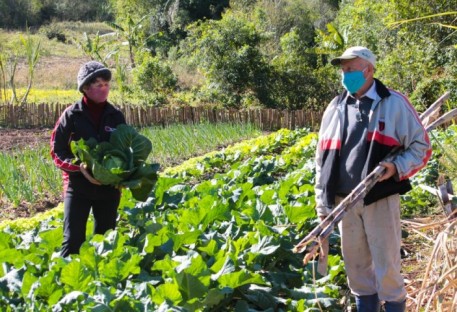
[0,103,324,130]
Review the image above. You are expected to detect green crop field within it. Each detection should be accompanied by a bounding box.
[0,122,262,219]
[0,125,454,310]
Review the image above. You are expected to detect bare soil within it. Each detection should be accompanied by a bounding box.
[0,128,52,152]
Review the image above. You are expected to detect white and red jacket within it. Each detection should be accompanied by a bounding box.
[315,79,432,217]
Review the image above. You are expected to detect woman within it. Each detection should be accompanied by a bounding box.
[50,61,126,257]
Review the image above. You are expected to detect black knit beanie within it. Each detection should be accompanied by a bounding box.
[77,61,112,92]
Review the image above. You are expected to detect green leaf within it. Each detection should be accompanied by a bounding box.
[152,255,179,276]
[79,246,99,272]
[284,201,315,224]
[243,287,278,310]
[0,248,23,267]
[217,270,267,289]
[61,260,93,290]
[204,288,230,307]
[142,228,171,254]
[120,254,142,279]
[152,283,182,305]
[21,270,38,299]
[176,272,209,300]
[38,228,63,253]
[171,230,202,251]
[153,176,183,206]
[260,189,276,205]
[198,239,219,257]
[111,124,152,164]
[210,256,235,281]
[250,235,280,255]
[35,270,61,300]
[0,232,13,249]
[98,252,141,285]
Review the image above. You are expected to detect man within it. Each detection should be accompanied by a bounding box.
[314,46,431,312]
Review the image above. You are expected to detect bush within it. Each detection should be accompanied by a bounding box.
[271,29,338,110]
[182,11,274,108]
[39,24,67,43]
[131,53,177,105]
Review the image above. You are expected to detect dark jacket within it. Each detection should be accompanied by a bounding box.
[315,79,431,216]
[50,99,126,199]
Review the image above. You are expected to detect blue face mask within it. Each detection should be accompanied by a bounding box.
[341,68,367,94]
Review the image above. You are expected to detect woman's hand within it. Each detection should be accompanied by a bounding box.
[80,163,102,185]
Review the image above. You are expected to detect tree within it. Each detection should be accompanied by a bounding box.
[109,0,229,47]
[271,29,337,110]
[132,52,177,105]
[183,11,273,107]
[328,0,457,108]
[108,13,151,68]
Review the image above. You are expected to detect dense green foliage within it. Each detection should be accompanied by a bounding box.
[0,125,449,310]
[0,0,456,110]
[0,129,349,311]
[0,0,114,29]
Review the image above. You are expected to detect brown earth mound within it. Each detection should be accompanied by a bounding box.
[0,128,52,152]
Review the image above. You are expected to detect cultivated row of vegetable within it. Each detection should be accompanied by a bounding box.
[0,128,348,311]
[0,122,261,212]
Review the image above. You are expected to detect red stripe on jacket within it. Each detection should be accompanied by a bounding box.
[320,139,341,150]
[367,131,401,147]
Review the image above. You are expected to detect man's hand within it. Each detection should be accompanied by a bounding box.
[316,215,329,275]
[379,161,397,181]
[80,163,102,185]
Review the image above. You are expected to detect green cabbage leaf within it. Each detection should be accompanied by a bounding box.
[70,124,159,201]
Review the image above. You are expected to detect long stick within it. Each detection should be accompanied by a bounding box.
[420,91,449,124]
[293,93,453,256]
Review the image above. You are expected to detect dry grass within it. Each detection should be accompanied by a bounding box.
[403,214,457,311]
[14,56,89,90]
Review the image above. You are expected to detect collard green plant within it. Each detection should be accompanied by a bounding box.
[71,124,159,201]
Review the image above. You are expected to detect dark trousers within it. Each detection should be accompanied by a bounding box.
[61,189,120,257]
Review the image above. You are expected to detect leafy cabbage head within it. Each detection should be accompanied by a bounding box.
[70,124,159,201]
[110,124,152,165]
[103,155,128,174]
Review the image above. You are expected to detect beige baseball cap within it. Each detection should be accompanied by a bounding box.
[330,46,376,67]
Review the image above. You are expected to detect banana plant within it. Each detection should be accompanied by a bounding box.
[19,28,41,104]
[107,13,151,68]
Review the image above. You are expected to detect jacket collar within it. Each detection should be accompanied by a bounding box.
[370,78,391,111]
[73,98,116,114]
[374,78,391,99]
